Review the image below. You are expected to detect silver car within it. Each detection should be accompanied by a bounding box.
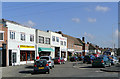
[111,56,119,65]
[40,56,54,69]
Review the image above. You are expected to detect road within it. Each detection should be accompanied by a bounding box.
[2,61,119,77]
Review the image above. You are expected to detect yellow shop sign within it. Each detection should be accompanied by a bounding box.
[20,45,35,48]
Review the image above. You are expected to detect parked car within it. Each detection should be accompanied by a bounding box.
[83,55,95,64]
[78,56,84,61]
[54,57,65,64]
[108,56,119,65]
[92,56,111,68]
[34,59,50,74]
[40,56,54,69]
[70,56,78,62]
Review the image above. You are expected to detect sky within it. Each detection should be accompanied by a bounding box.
[2,2,118,48]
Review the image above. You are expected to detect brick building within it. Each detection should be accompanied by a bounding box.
[57,31,83,58]
[0,20,8,66]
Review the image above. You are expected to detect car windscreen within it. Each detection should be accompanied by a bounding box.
[40,57,49,60]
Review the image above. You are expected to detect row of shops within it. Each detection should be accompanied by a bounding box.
[1,19,102,67]
[0,19,68,66]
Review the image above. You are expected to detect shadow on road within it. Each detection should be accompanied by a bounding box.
[19,70,48,75]
[25,66,34,69]
[79,66,103,68]
[19,70,33,74]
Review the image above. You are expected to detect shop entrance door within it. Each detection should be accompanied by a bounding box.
[2,49,6,67]
[9,50,12,66]
[55,47,60,57]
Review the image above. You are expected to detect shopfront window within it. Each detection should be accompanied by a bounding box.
[20,51,35,61]
[27,52,30,61]
[31,52,35,60]
[39,36,44,43]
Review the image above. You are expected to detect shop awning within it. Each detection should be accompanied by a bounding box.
[38,47,54,52]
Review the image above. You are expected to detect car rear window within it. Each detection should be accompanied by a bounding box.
[35,60,47,66]
[55,57,59,59]
[40,57,49,60]
[94,57,102,60]
[84,56,90,59]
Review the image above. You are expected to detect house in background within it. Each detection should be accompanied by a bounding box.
[0,20,8,66]
[36,29,54,58]
[4,19,36,66]
[57,31,83,58]
[77,37,89,56]
[87,42,97,54]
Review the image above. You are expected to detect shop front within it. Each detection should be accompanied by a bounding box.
[20,45,35,64]
[61,48,67,61]
[68,49,74,56]
[38,47,54,57]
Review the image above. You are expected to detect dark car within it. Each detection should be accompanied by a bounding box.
[83,55,95,64]
[54,57,65,64]
[70,56,78,62]
[34,59,50,74]
[78,56,84,61]
[92,56,111,68]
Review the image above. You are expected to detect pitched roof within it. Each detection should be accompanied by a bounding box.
[89,43,97,49]
[56,31,83,46]
[1,19,34,29]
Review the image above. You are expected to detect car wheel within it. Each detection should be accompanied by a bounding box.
[83,61,85,63]
[109,63,111,67]
[103,65,105,68]
[52,65,54,68]
[48,70,50,74]
[50,66,52,69]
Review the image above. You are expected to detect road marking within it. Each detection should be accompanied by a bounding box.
[95,71,104,72]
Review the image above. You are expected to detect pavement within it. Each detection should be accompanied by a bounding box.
[1,61,119,77]
[0,67,2,79]
[100,63,120,72]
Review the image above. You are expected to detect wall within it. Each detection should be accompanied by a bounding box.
[36,29,54,58]
[6,21,36,65]
[0,23,8,66]
[60,36,67,61]
[49,31,62,47]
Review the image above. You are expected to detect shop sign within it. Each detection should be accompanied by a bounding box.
[20,45,35,48]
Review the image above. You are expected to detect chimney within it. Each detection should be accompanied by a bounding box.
[82,37,85,42]
[87,42,89,44]
[47,30,49,32]
[58,31,62,34]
